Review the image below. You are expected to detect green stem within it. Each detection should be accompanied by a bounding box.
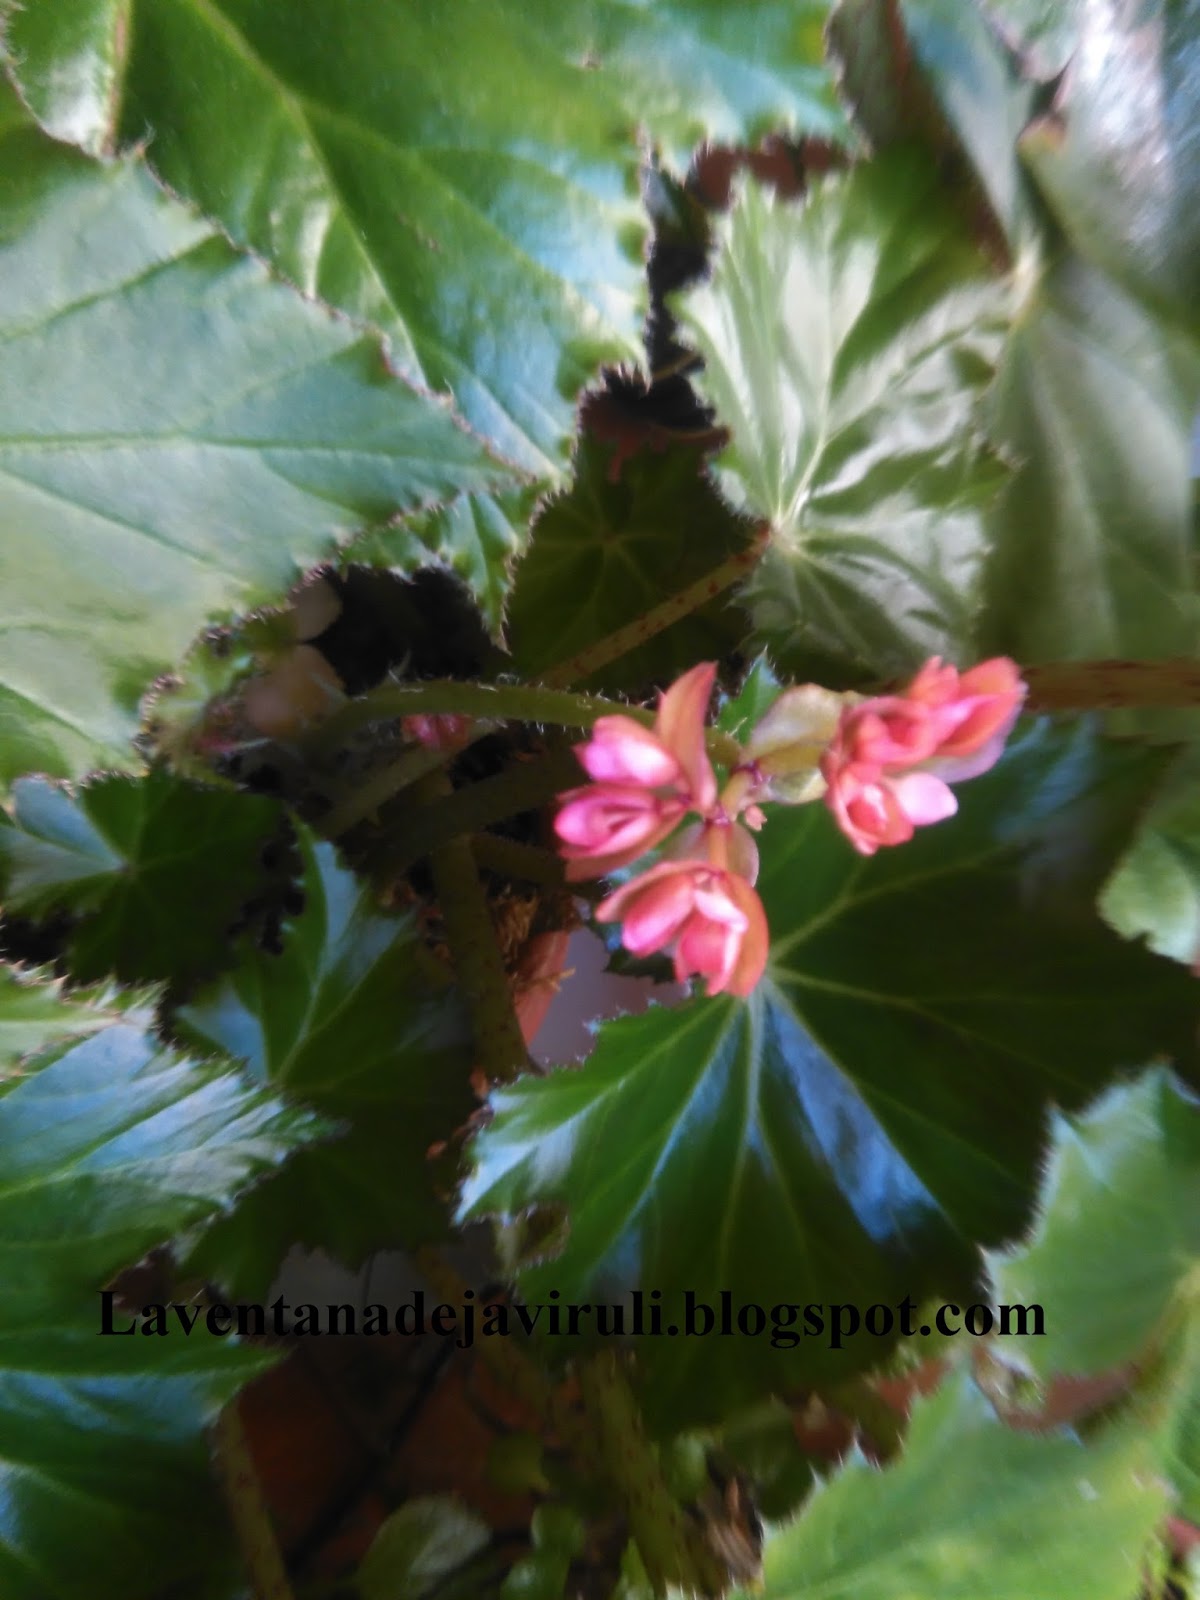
[213,1402,294,1600]
[423,775,530,1087]
[538,525,770,690]
[309,680,745,772]
[372,745,584,878]
[576,1351,723,1597]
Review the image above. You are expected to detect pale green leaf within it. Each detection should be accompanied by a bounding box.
[5,0,848,477]
[744,1374,1166,1600]
[0,88,511,789]
[676,152,1009,684]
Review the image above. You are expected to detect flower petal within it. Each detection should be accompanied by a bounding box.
[577,716,680,788]
[654,662,718,812]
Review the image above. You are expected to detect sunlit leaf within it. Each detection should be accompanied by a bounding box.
[742,1374,1166,1600]
[676,152,1008,685]
[0,88,511,789]
[6,0,849,477]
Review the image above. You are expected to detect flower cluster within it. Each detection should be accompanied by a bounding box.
[555,656,1025,997]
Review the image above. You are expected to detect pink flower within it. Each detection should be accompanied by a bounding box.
[554,784,686,880]
[596,860,769,997]
[575,662,717,813]
[821,656,1025,856]
[823,761,958,855]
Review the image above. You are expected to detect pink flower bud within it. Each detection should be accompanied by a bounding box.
[402,713,473,751]
[597,860,769,997]
[554,784,685,880]
[822,762,957,856]
[906,656,1026,767]
[576,717,682,789]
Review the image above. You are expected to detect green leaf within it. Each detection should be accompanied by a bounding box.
[0,771,281,984]
[1101,742,1200,966]
[1018,0,1200,336]
[0,1010,320,1329]
[0,87,511,790]
[506,436,754,691]
[983,0,1082,78]
[0,972,318,1598]
[358,1497,492,1600]
[0,1324,268,1600]
[743,1374,1167,1600]
[5,0,848,479]
[983,253,1200,664]
[178,831,473,1295]
[0,966,131,1078]
[676,152,1009,685]
[986,1069,1200,1523]
[829,0,1038,249]
[987,1070,1200,1380]
[344,486,536,638]
[462,722,1198,1426]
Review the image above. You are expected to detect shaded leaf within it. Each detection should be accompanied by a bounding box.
[981,252,1200,665]
[506,436,754,691]
[742,1374,1166,1600]
[830,0,1038,249]
[6,0,848,477]
[178,832,473,1295]
[345,486,536,638]
[358,1497,492,1600]
[676,153,1008,685]
[0,771,281,984]
[463,722,1198,1425]
[0,88,511,789]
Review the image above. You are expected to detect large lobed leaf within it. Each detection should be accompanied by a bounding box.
[0,771,282,984]
[0,970,320,1598]
[0,86,512,791]
[676,150,1009,685]
[462,722,1199,1426]
[505,435,755,691]
[178,832,475,1296]
[742,1374,1167,1600]
[5,0,847,478]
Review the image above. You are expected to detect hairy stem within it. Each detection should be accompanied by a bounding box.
[576,1350,723,1596]
[538,526,770,690]
[1023,658,1200,709]
[423,774,530,1086]
[373,745,584,878]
